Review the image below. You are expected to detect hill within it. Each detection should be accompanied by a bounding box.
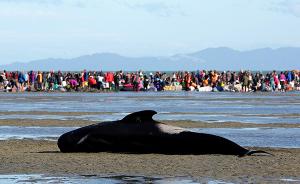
[1,47,299,71]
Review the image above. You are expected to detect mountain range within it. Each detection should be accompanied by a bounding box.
[1,47,299,71]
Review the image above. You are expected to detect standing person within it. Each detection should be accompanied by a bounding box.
[12,72,19,92]
[133,73,140,92]
[24,71,29,91]
[57,71,63,86]
[184,71,191,91]
[248,71,252,90]
[172,72,177,83]
[242,72,249,92]
[43,72,48,91]
[105,72,114,90]
[37,71,43,91]
[279,72,286,92]
[231,72,238,85]
[273,71,279,90]
[190,72,198,90]
[149,73,154,84]
[9,72,18,92]
[211,71,218,88]
[29,71,35,90]
[114,72,120,91]
[287,71,293,84]
[80,71,85,88]
[0,71,5,90]
[80,70,86,89]
[270,75,276,92]
[84,69,88,83]
[143,74,149,91]
[96,72,104,90]
[226,71,231,84]
[48,72,55,91]
[251,73,259,92]
[18,71,25,92]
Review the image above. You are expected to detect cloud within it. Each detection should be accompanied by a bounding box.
[115,0,186,17]
[0,0,63,5]
[271,0,300,17]
[0,0,87,18]
[0,0,86,8]
[0,9,58,17]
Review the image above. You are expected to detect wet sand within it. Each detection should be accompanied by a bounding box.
[0,119,299,128]
[1,110,299,119]
[0,140,299,182]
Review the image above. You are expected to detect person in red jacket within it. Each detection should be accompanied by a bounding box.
[88,76,97,89]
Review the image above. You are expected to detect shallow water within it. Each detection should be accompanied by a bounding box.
[0,174,201,184]
[0,174,298,184]
[191,127,300,148]
[1,126,299,148]
[0,126,78,141]
[0,92,299,124]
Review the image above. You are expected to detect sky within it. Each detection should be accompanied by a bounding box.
[0,0,300,64]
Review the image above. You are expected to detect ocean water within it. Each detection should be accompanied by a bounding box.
[0,174,298,184]
[0,174,202,184]
[0,91,299,124]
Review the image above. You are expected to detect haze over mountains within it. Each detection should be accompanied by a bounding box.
[1,47,299,71]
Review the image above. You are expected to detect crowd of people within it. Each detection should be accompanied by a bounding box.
[0,69,299,93]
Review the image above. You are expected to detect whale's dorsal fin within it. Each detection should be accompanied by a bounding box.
[121,110,157,123]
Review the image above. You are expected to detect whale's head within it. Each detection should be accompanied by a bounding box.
[57,125,96,152]
[57,110,158,152]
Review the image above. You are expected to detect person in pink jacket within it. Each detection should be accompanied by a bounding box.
[279,72,286,92]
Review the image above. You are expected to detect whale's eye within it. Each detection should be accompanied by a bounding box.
[136,117,141,123]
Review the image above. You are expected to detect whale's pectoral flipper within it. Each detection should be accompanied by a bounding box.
[122,110,157,123]
[77,134,89,145]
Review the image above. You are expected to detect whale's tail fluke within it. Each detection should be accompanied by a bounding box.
[243,150,274,157]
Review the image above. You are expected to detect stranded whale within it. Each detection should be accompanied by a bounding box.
[57,110,272,156]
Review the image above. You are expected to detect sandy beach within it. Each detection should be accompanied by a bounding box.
[0,119,299,183]
[0,139,299,183]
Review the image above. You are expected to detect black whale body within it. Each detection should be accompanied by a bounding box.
[57,110,270,156]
